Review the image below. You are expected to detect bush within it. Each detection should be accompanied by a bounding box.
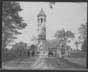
[2,47,28,62]
[2,48,17,62]
[2,43,38,62]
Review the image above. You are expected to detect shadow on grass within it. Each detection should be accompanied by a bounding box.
[58,57,86,68]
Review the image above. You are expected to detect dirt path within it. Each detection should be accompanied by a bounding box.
[31,55,49,69]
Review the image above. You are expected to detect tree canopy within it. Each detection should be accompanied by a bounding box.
[55,29,75,40]
[78,23,87,51]
[2,1,27,49]
[79,23,87,40]
[55,29,75,52]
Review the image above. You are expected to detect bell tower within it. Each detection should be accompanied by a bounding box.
[37,8,47,56]
[37,8,46,40]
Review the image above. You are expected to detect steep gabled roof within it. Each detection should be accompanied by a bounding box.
[45,39,60,48]
[37,8,46,17]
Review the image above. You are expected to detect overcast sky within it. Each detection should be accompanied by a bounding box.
[14,2,87,45]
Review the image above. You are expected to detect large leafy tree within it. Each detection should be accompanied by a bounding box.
[12,42,27,57]
[55,29,75,41]
[75,41,80,50]
[78,23,87,51]
[79,23,87,40]
[55,29,75,54]
[2,1,27,49]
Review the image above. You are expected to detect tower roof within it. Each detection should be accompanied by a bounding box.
[37,8,46,17]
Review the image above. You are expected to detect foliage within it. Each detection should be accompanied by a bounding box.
[55,29,75,39]
[2,42,38,62]
[78,23,87,51]
[2,1,27,49]
[2,42,28,62]
[75,41,80,50]
[12,42,27,56]
[30,44,37,49]
[55,29,65,39]
[79,23,87,40]
[2,48,17,62]
[12,42,27,49]
[55,29,75,45]
[81,39,87,52]
[65,31,75,38]
[55,29,75,54]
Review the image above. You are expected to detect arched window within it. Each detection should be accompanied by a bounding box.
[41,18,43,23]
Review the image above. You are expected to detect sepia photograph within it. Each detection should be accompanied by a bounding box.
[2,1,87,70]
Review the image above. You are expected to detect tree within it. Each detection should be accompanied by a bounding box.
[2,1,27,49]
[78,23,87,51]
[75,41,80,50]
[12,42,27,57]
[55,29,75,43]
[55,29,65,39]
[55,29,75,55]
[31,36,38,45]
[65,31,75,38]
[81,39,87,51]
[79,23,87,40]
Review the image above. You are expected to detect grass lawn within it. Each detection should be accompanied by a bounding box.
[64,56,86,67]
[2,56,38,69]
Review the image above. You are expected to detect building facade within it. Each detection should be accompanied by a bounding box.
[35,8,70,58]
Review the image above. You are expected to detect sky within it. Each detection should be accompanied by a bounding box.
[13,2,87,46]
